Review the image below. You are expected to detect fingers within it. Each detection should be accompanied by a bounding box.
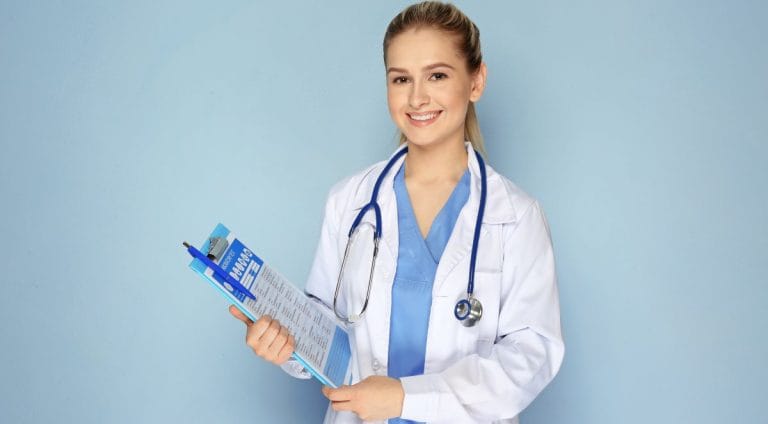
[322,385,354,402]
[323,378,403,421]
[257,318,282,350]
[250,316,273,339]
[330,401,355,412]
[323,386,356,413]
[267,325,289,350]
[230,309,295,365]
[275,334,295,365]
[245,316,293,364]
[263,324,288,362]
[245,316,273,352]
[228,305,252,324]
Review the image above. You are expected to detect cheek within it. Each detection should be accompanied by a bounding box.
[445,84,472,108]
[386,89,402,118]
[386,91,395,113]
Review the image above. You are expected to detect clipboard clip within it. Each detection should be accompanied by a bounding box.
[206,237,229,260]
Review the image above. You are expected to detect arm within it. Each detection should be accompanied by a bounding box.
[399,200,565,422]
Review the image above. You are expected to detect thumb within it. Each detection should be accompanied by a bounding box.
[228,305,253,324]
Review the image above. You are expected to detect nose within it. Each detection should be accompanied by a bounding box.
[408,80,429,109]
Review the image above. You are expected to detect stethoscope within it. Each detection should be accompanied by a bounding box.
[333,145,487,327]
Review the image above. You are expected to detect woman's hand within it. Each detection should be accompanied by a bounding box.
[321,376,405,421]
[228,305,295,365]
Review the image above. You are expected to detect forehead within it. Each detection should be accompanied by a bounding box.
[386,27,464,69]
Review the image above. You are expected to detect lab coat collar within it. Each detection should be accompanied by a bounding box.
[350,143,407,214]
[465,142,517,225]
[350,142,517,225]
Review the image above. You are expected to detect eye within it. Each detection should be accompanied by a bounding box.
[429,72,448,81]
[391,76,409,84]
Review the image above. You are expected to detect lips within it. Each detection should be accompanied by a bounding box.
[407,110,442,126]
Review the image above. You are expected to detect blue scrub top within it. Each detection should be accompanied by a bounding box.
[388,164,470,424]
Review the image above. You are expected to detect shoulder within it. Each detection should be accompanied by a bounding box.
[484,165,554,257]
[323,159,389,213]
[483,163,541,226]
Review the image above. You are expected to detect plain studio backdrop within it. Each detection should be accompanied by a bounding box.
[1,1,766,423]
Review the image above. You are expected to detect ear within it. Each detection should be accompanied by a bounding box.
[469,62,487,103]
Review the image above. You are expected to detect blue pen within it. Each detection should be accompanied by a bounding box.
[182,241,257,300]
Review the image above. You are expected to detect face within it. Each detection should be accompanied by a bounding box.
[385,27,486,149]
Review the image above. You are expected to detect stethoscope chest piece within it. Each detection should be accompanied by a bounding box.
[454,295,483,327]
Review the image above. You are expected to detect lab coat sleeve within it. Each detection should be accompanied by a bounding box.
[399,200,565,423]
[280,184,345,380]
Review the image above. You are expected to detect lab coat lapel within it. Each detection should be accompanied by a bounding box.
[431,143,477,295]
[433,144,516,295]
[378,183,399,267]
[432,178,476,296]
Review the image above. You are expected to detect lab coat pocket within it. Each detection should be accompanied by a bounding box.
[427,271,501,366]
[426,296,476,367]
[455,318,482,357]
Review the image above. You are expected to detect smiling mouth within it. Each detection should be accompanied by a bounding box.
[407,111,442,124]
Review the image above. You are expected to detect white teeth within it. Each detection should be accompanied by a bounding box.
[410,112,438,121]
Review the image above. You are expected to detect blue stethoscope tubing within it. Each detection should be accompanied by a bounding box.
[333,145,487,327]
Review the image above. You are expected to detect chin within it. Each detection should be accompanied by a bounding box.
[402,136,435,148]
[402,131,461,149]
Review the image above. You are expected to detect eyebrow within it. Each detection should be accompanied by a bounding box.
[386,62,456,74]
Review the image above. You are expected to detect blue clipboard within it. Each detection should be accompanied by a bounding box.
[184,223,351,388]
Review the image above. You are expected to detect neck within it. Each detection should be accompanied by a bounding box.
[404,139,468,184]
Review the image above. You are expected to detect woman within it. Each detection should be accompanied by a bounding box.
[229,2,564,422]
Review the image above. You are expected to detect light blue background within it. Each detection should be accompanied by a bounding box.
[1,1,766,423]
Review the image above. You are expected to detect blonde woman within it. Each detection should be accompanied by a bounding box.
[230,2,564,422]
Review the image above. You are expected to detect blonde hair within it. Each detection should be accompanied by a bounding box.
[383,1,485,153]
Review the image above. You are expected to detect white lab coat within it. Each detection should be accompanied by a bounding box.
[282,143,564,423]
